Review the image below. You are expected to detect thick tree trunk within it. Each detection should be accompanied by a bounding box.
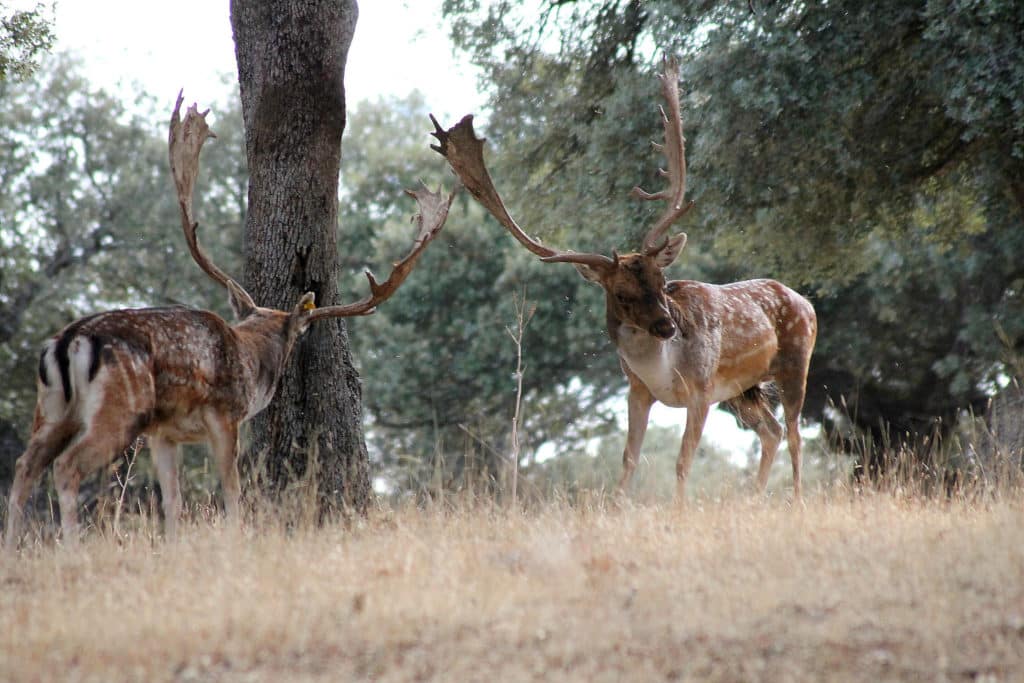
[230,0,370,515]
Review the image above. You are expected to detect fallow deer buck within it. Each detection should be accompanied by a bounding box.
[4,94,453,548]
[431,57,816,499]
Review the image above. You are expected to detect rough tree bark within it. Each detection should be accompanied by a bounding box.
[230,0,370,514]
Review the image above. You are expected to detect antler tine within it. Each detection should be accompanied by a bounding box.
[633,56,695,256]
[430,114,615,270]
[168,92,257,309]
[308,182,454,320]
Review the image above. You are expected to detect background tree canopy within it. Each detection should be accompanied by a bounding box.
[0,1,53,82]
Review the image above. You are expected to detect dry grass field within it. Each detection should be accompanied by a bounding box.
[2,490,1023,682]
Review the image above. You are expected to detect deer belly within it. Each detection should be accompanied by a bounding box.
[707,340,778,404]
[707,378,758,404]
[149,410,209,444]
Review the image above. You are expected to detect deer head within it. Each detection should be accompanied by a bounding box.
[430,57,693,341]
[170,92,452,340]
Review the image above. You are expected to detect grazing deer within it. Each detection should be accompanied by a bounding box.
[3,95,453,547]
[431,57,816,499]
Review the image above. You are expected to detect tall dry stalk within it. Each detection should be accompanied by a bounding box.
[506,291,536,506]
[112,438,142,538]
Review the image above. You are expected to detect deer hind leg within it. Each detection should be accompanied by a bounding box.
[51,343,155,545]
[725,388,783,493]
[150,437,182,541]
[676,402,710,500]
[51,420,140,545]
[785,411,803,500]
[4,421,76,550]
[778,378,808,500]
[776,301,816,499]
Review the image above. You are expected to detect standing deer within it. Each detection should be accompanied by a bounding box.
[4,95,453,547]
[431,57,816,499]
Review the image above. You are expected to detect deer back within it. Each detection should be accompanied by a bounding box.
[36,307,297,440]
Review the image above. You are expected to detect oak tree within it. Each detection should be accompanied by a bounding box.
[231,0,371,512]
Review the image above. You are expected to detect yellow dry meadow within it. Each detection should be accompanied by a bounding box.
[1,492,1022,682]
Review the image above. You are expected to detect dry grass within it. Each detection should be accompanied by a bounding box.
[2,492,1023,682]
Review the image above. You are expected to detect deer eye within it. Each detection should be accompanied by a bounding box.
[615,293,632,305]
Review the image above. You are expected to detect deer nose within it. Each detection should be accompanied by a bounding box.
[650,318,676,339]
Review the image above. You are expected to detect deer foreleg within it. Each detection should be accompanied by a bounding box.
[676,403,710,500]
[205,413,241,527]
[151,437,182,541]
[617,379,654,494]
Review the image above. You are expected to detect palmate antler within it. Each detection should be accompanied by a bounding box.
[430,56,690,267]
[169,92,258,312]
[308,182,454,319]
[169,93,452,318]
[633,56,693,255]
[429,114,615,270]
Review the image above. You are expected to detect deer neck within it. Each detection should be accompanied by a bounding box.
[605,297,696,407]
[231,314,293,418]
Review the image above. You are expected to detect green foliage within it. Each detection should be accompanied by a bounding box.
[0,2,53,82]
[341,95,623,491]
[443,0,1024,462]
[924,0,1024,160]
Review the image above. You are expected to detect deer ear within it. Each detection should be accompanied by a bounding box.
[292,292,316,316]
[226,279,257,319]
[288,292,316,333]
[653,233,687,269]
[574,263,604,284]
